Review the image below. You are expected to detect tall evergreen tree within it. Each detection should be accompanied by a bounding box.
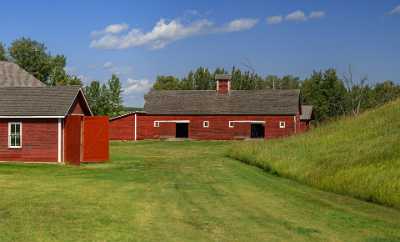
[0,42,6,61]
[108,74,123,117]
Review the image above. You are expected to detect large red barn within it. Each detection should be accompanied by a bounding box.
[110,75,313,140]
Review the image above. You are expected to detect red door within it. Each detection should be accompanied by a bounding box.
[64,115,82,165]
[82,116,109,162]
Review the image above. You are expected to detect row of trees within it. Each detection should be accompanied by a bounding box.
[0,38,124,116]
[153,67,400,122]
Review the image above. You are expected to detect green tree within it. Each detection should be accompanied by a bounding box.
[370,81,400,107]
[108,74,123,117]
[193,67,212,90]
[0,42,6,61]
[153,76,180,90]
[9,38,52,84]
[8,37,76,86]
[85,75,124,116]
[302,69,347,122]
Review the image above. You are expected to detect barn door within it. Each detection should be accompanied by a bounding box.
[64,115,82,165]
[82,116,109,162]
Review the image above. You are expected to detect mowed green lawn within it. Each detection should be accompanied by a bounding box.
[0,141,399,242]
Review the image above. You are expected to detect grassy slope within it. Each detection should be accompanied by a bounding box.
[0,142,399,242]
[230,99,400,209]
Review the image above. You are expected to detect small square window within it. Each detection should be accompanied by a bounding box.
[154,121,160,128]
[203,121,209,128]
[229,122,234,128]
[279,121,286,129]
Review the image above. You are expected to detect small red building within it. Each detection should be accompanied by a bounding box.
[110,75,313,141]
[0,61,109,164]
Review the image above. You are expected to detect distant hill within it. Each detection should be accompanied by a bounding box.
[230,100,400,208]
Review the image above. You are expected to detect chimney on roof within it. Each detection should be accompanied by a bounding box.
[215,74,231,94]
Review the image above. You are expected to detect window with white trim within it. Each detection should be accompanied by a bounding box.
[154,121,160,128]
[229,121,234,128]
[279,121,286,129]
[203,121,209,128]
[8,122,22,148]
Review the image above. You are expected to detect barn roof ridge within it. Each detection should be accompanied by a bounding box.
[144,89,301,115]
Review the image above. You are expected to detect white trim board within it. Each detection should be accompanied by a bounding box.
[155,120,190,123]
[229,120,266,128]
[57,118,62,163]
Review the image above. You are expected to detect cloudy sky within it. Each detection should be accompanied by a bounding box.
[1,0,400,106]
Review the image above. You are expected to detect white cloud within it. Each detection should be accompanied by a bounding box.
[222,18,259,32]
[103,61,114,69]
[267,16,283,25]
[91,23,129,37]
[105,23,129,34]
[309,11,325,19]
[90,17,258,50]
[268,10,325,24]
[286,10,307,22]
[124,78,153,94]
[388,5,400,15]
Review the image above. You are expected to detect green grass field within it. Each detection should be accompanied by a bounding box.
[0,141,399,241]
[229,100,400,209]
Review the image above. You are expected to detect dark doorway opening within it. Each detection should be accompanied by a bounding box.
[251,124,265,138]
[176,123,189,138]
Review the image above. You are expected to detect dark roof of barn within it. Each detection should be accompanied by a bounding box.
[300,105,313,120]
[144,89,301,115]
[0,61,45,87]
[0,86,87,117]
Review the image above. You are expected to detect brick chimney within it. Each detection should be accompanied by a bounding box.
[215,74,231,94]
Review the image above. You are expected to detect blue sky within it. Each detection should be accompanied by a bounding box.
[1,0,400,106]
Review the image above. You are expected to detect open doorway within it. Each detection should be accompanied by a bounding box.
[176,123,189,138]
[251,124,265,139]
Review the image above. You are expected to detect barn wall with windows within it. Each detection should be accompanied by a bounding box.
[109,114,301,140]
[0,119,58,162]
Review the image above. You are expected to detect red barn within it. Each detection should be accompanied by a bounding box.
[111,74,313,141]
[0,61,109,164]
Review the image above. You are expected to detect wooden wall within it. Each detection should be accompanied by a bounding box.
[0,119,58,162]
[109,114,303,140]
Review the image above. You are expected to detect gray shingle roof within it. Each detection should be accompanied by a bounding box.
[0,61,45,87]
[144,89,300,115]
[0,86,84,117]
[300,105,313,120]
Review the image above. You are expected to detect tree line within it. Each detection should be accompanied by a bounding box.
[0,38,123,117]
[153,67,400,122]
[2,38,399,121]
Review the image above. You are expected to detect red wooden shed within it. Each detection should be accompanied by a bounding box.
[0,62,109,164]
[0,86,109,164]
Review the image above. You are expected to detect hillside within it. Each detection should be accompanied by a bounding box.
[229,99,400,208]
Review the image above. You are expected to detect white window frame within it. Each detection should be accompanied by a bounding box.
[154,121,160,128]
[279,121,286,129]
[229,120,265,128]
[203,121,209,128]
[8,122,22,149]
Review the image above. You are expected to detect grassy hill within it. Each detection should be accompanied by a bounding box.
[229,99,400,209]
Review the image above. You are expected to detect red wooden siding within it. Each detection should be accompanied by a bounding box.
[83,116,109,162]
[109,114,302,140]
[109,115,134,140]
[64,115,82,165]
[0,119,58,162]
